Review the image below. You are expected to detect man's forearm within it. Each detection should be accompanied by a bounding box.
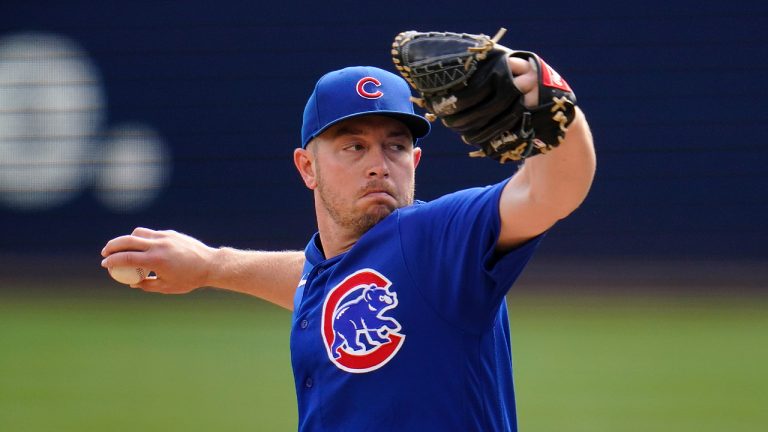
[497,108,595,248]
[523,107,596,219]
[208,248,305,311]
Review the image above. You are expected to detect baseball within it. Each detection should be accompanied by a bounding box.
[109,266,147,285]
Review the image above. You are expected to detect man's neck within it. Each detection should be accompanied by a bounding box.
[316,227,359,260]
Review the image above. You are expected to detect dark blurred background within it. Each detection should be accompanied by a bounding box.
[1,1,766,275]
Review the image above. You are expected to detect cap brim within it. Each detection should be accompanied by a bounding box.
[305,110,431,147]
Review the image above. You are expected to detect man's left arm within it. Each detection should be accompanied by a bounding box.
[492,53,596,250]
[390,31,595,251]
[497,106,595,250]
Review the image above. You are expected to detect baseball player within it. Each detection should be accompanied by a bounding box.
[102,30,595,431]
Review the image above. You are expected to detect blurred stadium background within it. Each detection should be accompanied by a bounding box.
[1,1,766,431]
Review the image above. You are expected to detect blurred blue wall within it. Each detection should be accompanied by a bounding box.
[1,0,766,261]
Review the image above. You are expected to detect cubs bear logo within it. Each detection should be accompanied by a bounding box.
[321,269,405,373]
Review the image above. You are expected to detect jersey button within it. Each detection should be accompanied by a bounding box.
[305,377,313,388]
[300,319,309,329]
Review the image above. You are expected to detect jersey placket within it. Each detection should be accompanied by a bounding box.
[291,260,335,428]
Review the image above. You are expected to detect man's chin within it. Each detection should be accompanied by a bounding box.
[366,204,395,221]
[353,204,395,233]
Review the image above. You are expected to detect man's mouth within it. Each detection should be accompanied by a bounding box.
[360,181,396,200]
[363,190,392,198]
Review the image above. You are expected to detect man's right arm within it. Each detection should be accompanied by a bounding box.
[101,227,304,310]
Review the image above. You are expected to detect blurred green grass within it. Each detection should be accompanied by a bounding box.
[1,286,766,431]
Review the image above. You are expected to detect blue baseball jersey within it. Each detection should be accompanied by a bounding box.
[290,179,543,431]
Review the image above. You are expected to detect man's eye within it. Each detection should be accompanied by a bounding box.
[390,144,406,151]
[345,144,364,151]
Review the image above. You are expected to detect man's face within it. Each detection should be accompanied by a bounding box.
[298,115,422,237]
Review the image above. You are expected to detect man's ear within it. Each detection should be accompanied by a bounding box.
[293,147,317,190]
[412,146,422,169]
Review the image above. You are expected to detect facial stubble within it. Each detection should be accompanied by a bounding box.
[315,158,415,237]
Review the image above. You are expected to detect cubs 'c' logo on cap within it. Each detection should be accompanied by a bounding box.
[321,269,404,373]
[356,77,383,99]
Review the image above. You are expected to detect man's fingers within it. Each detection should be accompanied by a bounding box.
[507,56,539,108]
[131,277,162,292]
[132,278,193,295]
[101,250,152,269]
[508,57,537,93]
[102,235,153,257]
[507,56,532,76]
[132,227,160,239]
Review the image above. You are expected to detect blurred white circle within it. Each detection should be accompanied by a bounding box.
[0,32,104,210]
[95,123,170,212]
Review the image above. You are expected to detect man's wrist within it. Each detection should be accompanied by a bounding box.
[204,246,231,288]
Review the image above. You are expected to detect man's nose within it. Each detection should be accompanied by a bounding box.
[366,145,390,178]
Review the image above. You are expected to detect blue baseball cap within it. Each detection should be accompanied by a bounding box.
[301,66,431,148]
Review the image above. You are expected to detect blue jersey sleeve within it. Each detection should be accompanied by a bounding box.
[396,179,543,333]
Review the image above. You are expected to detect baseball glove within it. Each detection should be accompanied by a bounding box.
[391,29,577,163]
